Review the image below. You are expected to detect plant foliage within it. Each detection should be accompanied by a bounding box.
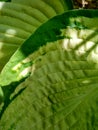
[0,0,98,130]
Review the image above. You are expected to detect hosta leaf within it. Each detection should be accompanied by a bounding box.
[0,9,98,86]
[12,0,73,13]
[0,0,73,72]
[0,10,98,130]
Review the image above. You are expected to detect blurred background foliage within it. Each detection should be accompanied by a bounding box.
[73,0,98,9]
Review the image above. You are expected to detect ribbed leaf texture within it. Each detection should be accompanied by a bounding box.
[0,10,98,130]
[0,0,73,71]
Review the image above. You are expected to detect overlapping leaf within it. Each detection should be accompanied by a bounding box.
[0,0,73,71]
[0,10,98,130]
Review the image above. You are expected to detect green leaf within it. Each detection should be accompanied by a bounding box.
[0,10,98,130]
[0,9,98,86]
[0,86,4,104]
[0,0,10,2]
[0,0,72,72]
[12,0,73,13]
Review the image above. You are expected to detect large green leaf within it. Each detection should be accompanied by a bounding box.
[0,10,98,129]
[0,9,98,86]
[0,0,73,72]
[12,0,73,12]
